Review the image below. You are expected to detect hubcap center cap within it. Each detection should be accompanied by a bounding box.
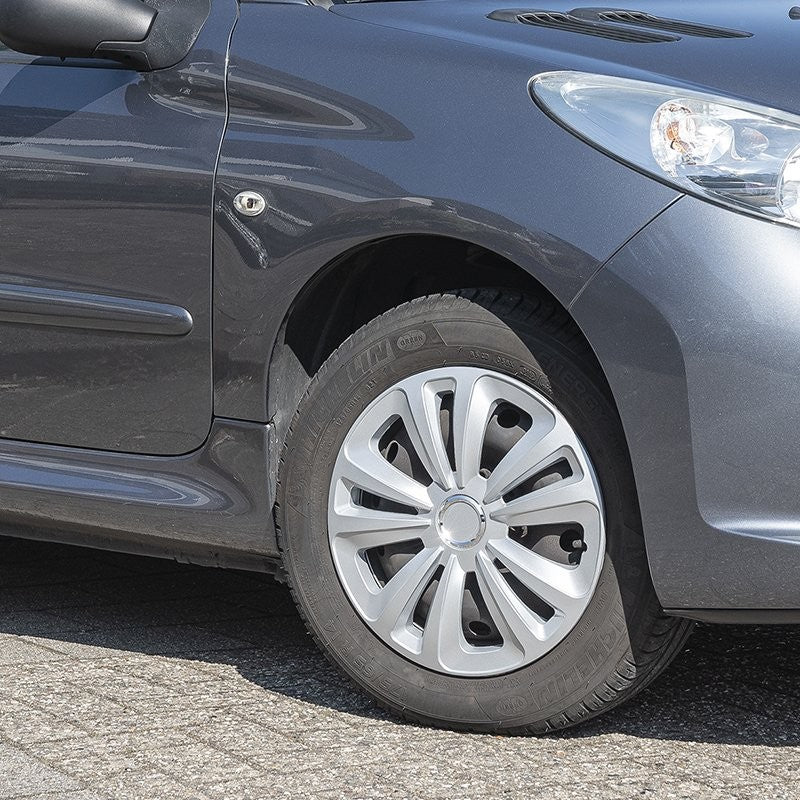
[436,494,486,548]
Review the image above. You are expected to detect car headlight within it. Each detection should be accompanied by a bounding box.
[531,70,800,226]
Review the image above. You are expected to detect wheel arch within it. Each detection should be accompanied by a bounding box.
[267,234,639,524]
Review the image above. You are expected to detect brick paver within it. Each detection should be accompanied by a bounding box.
[0,536,796,800]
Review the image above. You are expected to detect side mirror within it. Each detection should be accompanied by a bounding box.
[0,0,211,71]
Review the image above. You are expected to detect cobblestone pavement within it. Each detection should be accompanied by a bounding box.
[0,535,797,800]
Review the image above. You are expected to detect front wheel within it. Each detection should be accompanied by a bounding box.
[277,291,691,733]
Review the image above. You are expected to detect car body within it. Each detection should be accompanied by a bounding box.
[0,0,797,730]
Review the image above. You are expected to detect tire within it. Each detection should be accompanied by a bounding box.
[276,290,692,734]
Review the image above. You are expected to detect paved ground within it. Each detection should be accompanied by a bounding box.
[0,536,797,800]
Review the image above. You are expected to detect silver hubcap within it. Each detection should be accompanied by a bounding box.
[328,367,605,677]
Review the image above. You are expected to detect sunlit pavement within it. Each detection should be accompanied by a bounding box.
[0,535,796,800]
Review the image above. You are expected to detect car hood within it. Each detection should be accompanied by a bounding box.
[333,0,800,115]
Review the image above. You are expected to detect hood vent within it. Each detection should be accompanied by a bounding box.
[488,9,677,42]
[579,9,752,38]
[488,8,752,42]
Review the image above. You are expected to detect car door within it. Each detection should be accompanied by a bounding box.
[0,0,237,455]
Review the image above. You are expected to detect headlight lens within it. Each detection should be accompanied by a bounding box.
[531,71,800,226]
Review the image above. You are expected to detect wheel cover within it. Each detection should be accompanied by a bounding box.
[327,367,605,677]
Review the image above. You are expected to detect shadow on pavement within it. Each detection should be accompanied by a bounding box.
[0,535,797,747]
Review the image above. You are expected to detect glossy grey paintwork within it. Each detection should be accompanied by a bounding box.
[334,0,800,115]
[0,0,797,613]
[0,0,237,454]
[572,197,800,609]
[212,2,678,421]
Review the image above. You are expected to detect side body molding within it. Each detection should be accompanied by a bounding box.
[0,282,193,336]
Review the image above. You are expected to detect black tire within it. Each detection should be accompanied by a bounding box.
[276,290,692,734]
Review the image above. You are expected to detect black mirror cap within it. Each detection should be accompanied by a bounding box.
[0,0,156,60]
[0,0,212,72]
[97,0,212,71]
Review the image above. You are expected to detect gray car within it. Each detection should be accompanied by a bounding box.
[0,0,794,733]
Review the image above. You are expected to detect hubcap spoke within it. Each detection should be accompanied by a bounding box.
[490,475,599,528]
[420,553,467,670]
[339,438,433,512]
[398,379,456,491]
[483,422,571,504]
[329,504,432,551]
[487,537,593,614]
[365,546,444,636]
[475,551,549,656]
[451,373,494,488]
